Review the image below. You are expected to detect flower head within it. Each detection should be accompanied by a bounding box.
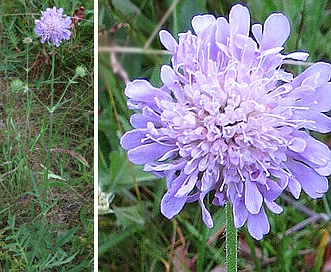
[120,4,331,240]
[23,37,33,44]
[10,79,23,92]
[34,7,71,47]
[75,65,87,78]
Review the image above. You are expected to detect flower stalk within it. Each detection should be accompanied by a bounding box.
[43,44,55,200]
[226,202,237,272]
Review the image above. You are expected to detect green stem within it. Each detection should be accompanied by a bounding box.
[226,202,237,272]
[196,224,207,272]
[25,44,31,138]
[43,44,55,200]
[26,44,29,83]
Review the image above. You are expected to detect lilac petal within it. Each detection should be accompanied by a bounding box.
[229,4,250,38]
[159,30,177,52]
[191,14,216,36]
[260,13,290,50]
[292,62,331,89]
[293,132,331,167]
[288,85,316,104]
[128,143,175,164]
[292,110,331,133]
[175,170,198,197]
[158,149,179,161]
[288,137,306,153]
[265,200,283,214]
[120,129,147,150]
[241,38,256,67]
[215,17,229,45]
[144,160,186,172]
[287,176,302,199]
[213,191,227,206]
[199,192,214,228]
[312,83,331,112]
[316,159,331,176]
[161,172,188,218]
[252,23,262,45]
[245,179,263,214]
[160,65,177,88]
[305,112,331,133]
[247,208,270,240]
[161,194,187,219]
[184,159,199,175]
[233,196,248,228]
[286,159,328,198]
[130,107,161,129]
[125,80,172,104]
[263,179,286,201]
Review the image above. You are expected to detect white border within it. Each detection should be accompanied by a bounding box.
[94,0,98,270]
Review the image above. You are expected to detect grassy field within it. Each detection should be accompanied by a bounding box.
[0,0,94,271]
[99,0,331,271]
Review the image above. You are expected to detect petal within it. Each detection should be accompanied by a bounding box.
[288,137,306,153]
[159,30,177,52]
[125,80,172,104]
[160,65,177,88]
[286,159,328,198]
[130,107,161,129]
[229,4,250,38]
[292,62,331,89]
[263,179,286,201]
[316,158,331,176]
[292,132,331,167]
[120,129,147,150]
[213,191,227,206]
[160,194,187,219]
[312,83,331,112]
[233,196,248,228]
[215,17,230,45]
[245,179,263,214]
[191,14,216,36]
[292,110,331,133]
[241,38,256,67]
[128,143,175,164]
[252,23,262,45]
[161,172,188,218]
[287,176,302,199]
[175,170,198,197]
[199,192,214,228]
[265,200,283,214]
[260,13,290,50]
[247,208,270,240]
[144,160,186,172]
[306,112,331,133]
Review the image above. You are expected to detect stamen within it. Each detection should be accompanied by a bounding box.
[256,159,270,177]
[237,167,246,181]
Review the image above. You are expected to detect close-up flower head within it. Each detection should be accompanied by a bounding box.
[120,3,331,240]
[34,6,72,47]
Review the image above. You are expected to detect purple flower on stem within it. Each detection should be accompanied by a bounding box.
[34,7,71,47]
[120,4,331,240]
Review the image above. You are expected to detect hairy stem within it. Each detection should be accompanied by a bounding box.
[44,45,55,200]
[226,202,237,272]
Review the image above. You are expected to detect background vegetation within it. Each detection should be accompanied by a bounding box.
[99,0,331,271]
[0,0,94,270]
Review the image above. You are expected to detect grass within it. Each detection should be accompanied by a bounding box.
[98,0,331,271]
[0,0,94,271]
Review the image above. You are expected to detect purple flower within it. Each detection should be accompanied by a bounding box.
[34,7,71,47]
[120,4,331,240]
